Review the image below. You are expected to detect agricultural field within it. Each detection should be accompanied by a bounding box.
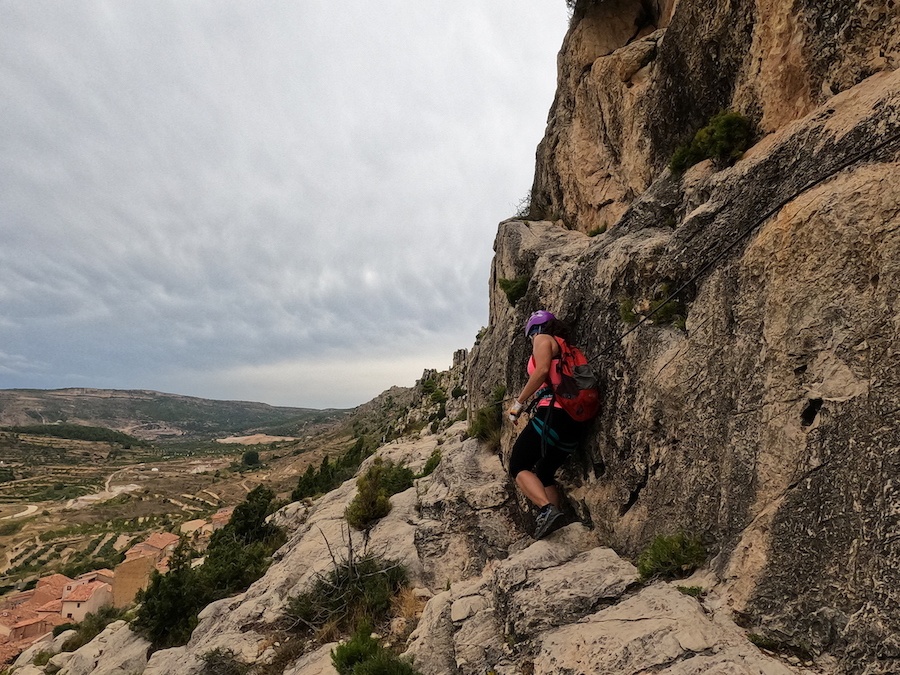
[0,424,355,595]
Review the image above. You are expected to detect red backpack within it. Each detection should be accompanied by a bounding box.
[551,337,600,421]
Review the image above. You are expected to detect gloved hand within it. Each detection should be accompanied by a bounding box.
[507,400,524,422]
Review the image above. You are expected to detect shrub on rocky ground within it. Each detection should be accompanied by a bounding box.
[345,459,415,531]
[637,532,706,581]
[499,276,530,306]
[669,110,752,174]
[61,605,127,652]
[287,552,407,639]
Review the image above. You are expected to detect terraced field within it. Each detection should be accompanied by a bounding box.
[0,423,354,595]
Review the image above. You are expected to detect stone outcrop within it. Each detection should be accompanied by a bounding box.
[13,421,815,675]
[470,61,900,675]
[530,0,899,233]
[10,621,150,675]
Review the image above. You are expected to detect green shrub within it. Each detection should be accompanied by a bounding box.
[351,650,422,675]
[61,605,127,652]
[332,623,381,674]
[467,386,505,451]
[451,386,466,399]
[199,648,252,675]
[619,297,637,324]
[287,554,407,636]
[747,633,813,661]
[648,283,686,329]
[32,651,52,666]
[498,276,530,306]
[332,622,423,674]
[669,111,752,174]
[241,450,260,466]
[676,585,705,598]
[292,436,375,501]
[345,459,415,530]
[53,622,77,637]
[588,224,607,236]
[418,450,441,478]
[133,488,284,651]
[637,532,706,581]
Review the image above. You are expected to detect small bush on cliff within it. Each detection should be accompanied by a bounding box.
[61,605,127,652]
[669,111,752,174]
[332,621,423,674]
[499,275,530,306]
[637,532,706,581]
[418,449,441,478]
[199,648,251,675]
[287,551,407,638]
[468,385,506,451]
[333,622,381,673]
[293,436,375,501]
[619,297,638,324]
[345,458,414,530]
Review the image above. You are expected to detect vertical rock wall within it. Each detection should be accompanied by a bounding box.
[530,0,900,234]
[470,16,900,666]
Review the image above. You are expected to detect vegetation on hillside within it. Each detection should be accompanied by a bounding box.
[637,532,706,581]
[1,423,149,447]
[669,110,753,174]
[132,485,286,650]
[344,458,415,530]
[292,435,376,501]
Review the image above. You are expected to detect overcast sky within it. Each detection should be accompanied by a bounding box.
[0,1,569,409]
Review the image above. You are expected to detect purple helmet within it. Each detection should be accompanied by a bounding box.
[524,310,556,337]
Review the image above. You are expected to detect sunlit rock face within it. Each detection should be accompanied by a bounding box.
[470,60,900,675]
[530,0,899,235]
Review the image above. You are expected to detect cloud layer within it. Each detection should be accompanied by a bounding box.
[0,1,568,407]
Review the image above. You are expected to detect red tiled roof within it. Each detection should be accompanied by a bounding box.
[62,581,108,603]
[211,507,234,526]
[144,532,180,550]
[36,574,74,594]
[125,542,159,559]
[11,616,44,629]
[36,599,63,613]
[0,608,37,628]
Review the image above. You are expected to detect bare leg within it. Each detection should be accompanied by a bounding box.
[515,470,553,508]
[544,485,561,509]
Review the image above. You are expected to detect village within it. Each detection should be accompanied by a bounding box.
[0,506,233,664]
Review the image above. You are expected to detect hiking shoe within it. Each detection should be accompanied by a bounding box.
[533,504,564,539]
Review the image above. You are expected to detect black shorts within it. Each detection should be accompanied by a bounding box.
[509,406,582,487]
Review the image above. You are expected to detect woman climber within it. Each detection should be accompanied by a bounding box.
[507,310,588,539]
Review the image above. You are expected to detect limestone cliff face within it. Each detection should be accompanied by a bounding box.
[530,0,899,234]
[468,3,899,670]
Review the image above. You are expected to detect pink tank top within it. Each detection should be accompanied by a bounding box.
[527,355,563,408]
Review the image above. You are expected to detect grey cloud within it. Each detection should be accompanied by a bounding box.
[0,0,567,406]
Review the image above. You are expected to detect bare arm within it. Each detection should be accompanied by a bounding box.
[515,334,557,404]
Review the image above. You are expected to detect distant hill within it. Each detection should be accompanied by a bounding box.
[0,388,350,440]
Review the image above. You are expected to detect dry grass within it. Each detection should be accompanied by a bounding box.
[391,587,427,620]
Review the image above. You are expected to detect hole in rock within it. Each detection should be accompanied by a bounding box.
[800,398,823,427]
